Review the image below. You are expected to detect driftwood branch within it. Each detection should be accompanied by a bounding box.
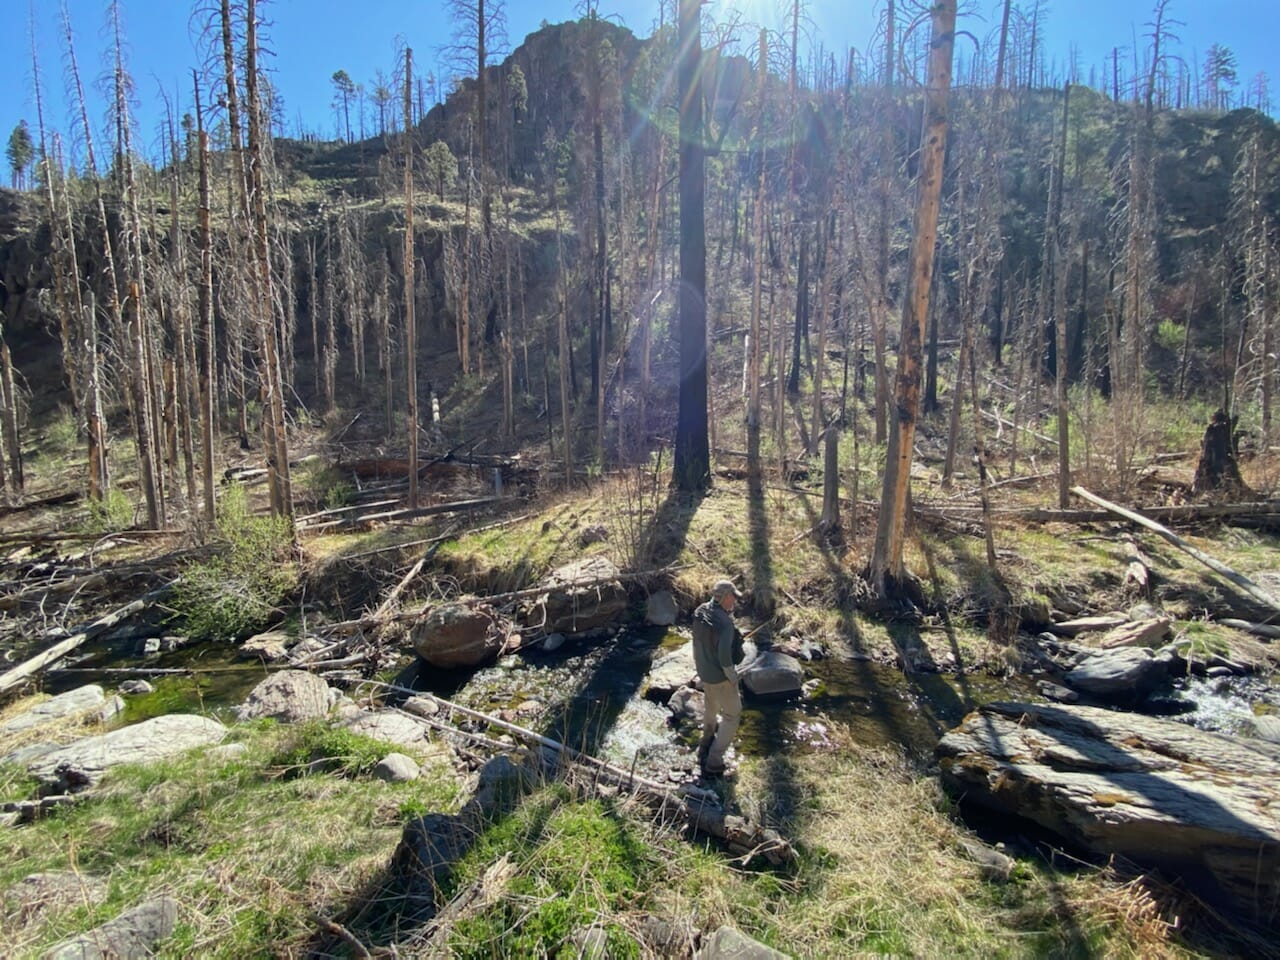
[0,582,177,697]
[1070,486,1280,616]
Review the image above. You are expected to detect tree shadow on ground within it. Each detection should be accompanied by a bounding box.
[307,482,711,954]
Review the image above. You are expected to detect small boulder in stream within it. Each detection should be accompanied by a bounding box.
[645,590,679,626]
[411,602,511,669]
[238,629,291,662]
[936,701,1280,915]
[740,650,805,697]
[646,640,696,700]
[525,557,628,636]
[1062,646,1167,701]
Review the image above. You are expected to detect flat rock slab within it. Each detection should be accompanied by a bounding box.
[5,872,108,920]
[43,896,178,960]
[28,715,228,788]
[1,685,107,734]
[1097,617,1173,649]
[696,926,791,959]
[646,641,696,700]
[340,711,430,750]
[936,701,1280,914]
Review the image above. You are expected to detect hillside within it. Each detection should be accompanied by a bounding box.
[1,8,1280,958]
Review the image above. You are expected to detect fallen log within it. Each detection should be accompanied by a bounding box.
[981,409,1058,446]
[371,531,455,623]
[0,490,80,518]
[373,681,794,866]
[1217,618,1280,641]
[1045,615,1128,637]
[0,582,177,697]
[1071,486,1280,616]
[301,497,500,533]
[0,528,181,547]
[916,500,1280,526]
[338,513,531,562]
[293,497,400,525]
[320,565,679,638]
[1121,534,1150,594]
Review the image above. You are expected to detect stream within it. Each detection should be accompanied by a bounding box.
[39,625,1277,774]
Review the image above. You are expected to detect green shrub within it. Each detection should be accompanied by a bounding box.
[83,488,134,533]
[1154,317,1185,353]
[170,484,296,640]
[298,460,355,510]
[269,722,392,778]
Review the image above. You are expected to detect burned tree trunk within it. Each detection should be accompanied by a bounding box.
[1192,409,1250,497]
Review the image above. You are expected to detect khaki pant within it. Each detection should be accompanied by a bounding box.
[700,679,741,767]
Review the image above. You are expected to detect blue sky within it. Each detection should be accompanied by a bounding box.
[3,0,1274,169]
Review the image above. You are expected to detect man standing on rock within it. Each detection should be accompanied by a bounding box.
[692,579,744,776]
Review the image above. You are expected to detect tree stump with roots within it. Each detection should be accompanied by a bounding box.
[1192,409,1251,497]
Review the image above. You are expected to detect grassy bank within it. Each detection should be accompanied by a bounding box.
[1,700,1235,958]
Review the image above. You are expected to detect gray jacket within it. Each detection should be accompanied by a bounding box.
[692,600,737,685]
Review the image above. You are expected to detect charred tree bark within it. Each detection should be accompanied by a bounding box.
[1192,410,1249,497]
[405,48,420,510]
[196,85,217,522]
[868,0,956,592]
[244,0,292,518]
[674,0,710,492]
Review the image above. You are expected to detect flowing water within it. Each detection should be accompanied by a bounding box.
[403,627,1033,780]
[35,626,1276,769]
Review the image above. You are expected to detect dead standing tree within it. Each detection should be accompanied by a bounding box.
[405,47,420,509]
[239,0,293,517]
[867,0,957,596]
[673,0,710,492]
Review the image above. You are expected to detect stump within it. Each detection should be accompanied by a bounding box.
[1192,409,1250,497]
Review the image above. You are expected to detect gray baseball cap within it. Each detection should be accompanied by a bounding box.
[711,579,743,600]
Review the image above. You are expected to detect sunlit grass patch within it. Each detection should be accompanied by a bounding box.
[0,720,461,959]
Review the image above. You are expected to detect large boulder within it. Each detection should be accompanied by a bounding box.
[1062,647,1167,701]
[740,650,804,696]
[411,602,511,669]
[645,590,679,626]
[526,557,628,636]
[936,701,1280,915]
[235,670,335,723]
[27,715,228,790]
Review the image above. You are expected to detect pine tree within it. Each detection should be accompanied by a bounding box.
[6,121,34,189]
